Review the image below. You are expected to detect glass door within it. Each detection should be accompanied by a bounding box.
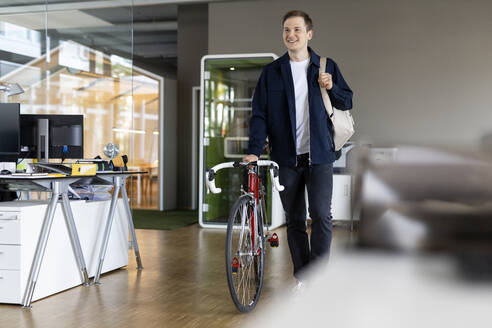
[199,54,282,228]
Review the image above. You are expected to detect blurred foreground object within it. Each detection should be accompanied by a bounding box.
[354,146,492,280]
[245,253,492,328]
[244,146,492,327]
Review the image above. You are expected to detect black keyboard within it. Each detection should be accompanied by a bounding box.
[34,163,72,174]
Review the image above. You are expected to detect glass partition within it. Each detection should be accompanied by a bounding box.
[0,1,161,209]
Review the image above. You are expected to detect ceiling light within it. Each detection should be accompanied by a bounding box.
[0,83,24,96]
[112,128,146,135]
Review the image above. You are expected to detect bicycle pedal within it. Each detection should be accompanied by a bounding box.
[268,233,279,248]
[232,257,240,275]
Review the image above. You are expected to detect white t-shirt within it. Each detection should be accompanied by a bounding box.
[290,58,310,155]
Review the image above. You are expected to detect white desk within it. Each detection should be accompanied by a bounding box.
[0,199,129,304]
[0,175,89,307]
[0,172,145,307]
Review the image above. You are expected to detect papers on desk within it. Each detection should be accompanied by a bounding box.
[9,173,67,178]
[72,164,97,176]
[12,173,49,176]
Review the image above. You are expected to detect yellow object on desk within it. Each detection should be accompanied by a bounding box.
[72,163,97,176]
[47,173,67,177]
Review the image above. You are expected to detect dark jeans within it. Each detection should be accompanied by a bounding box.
[279,156,333,279]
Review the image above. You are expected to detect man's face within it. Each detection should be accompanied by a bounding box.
[283,16,312,53]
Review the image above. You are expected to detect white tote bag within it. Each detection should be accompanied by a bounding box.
[319,57,354,151]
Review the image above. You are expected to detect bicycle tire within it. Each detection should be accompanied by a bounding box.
[226,194,265,313]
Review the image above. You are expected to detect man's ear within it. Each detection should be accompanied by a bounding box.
[307,30,313,40]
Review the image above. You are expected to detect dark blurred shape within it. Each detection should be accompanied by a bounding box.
[480,132,492,154]
[0,103,20,163]
[0,190,17,201]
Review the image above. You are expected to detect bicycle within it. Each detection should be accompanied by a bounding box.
[206,160,284,313]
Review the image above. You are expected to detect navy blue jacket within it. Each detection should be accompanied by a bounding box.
[248,48,353,167]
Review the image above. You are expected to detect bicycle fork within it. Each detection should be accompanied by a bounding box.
[232,168,279,275]
[259,181,279,249]
[233,195,258,275]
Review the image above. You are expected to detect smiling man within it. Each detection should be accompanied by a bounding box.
[243,10,353,290]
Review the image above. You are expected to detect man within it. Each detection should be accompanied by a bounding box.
[243,10,353,287]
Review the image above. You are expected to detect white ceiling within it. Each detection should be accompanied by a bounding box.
[0,10,112,29]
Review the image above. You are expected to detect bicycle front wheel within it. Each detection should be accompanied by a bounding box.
[226,194,264,313]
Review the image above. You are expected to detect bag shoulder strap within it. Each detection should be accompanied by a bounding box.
[319,57,334,118]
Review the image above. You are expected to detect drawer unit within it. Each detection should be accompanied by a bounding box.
[0,269,21,304]
[0,212,20,245]
[0,245,21,270]
[0,212,19,220]
[332,174,352,221]
[0,200,129,304]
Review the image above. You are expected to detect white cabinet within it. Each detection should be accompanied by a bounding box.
[0,199,129,304]
[0,270,20,302]
[0,245,21,269]
[332,174,353,221]
[0,212,20,244]
[304,174,354,222]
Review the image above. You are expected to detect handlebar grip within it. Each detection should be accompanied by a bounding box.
[269,166,285,192]
[273,175,284,192]
[206,169,222,194]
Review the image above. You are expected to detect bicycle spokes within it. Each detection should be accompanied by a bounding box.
[211,160,283,313]
[226,195,264,312]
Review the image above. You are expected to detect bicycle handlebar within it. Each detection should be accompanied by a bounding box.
[206,160,284,194]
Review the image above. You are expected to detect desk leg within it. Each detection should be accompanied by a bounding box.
[22,189,60,308]
[61,192,90,286]
[93,178,121,285]
[121,180,143,270]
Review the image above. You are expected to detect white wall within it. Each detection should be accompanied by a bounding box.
[209,0,492,149]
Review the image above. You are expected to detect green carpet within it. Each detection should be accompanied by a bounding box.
[132,209,198,230]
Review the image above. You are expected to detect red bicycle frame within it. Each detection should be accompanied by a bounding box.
[248,168,261,250]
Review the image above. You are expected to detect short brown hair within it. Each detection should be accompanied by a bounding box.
[282,10,313,31]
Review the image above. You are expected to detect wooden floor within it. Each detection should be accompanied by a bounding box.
[1,223,356,328]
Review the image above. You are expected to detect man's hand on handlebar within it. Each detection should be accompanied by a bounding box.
[242,154,259,163]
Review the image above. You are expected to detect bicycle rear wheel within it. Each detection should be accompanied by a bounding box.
[226,194,264,313]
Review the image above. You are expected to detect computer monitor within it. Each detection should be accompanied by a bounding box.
[20,114,84,160]
[0,103,20,162]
